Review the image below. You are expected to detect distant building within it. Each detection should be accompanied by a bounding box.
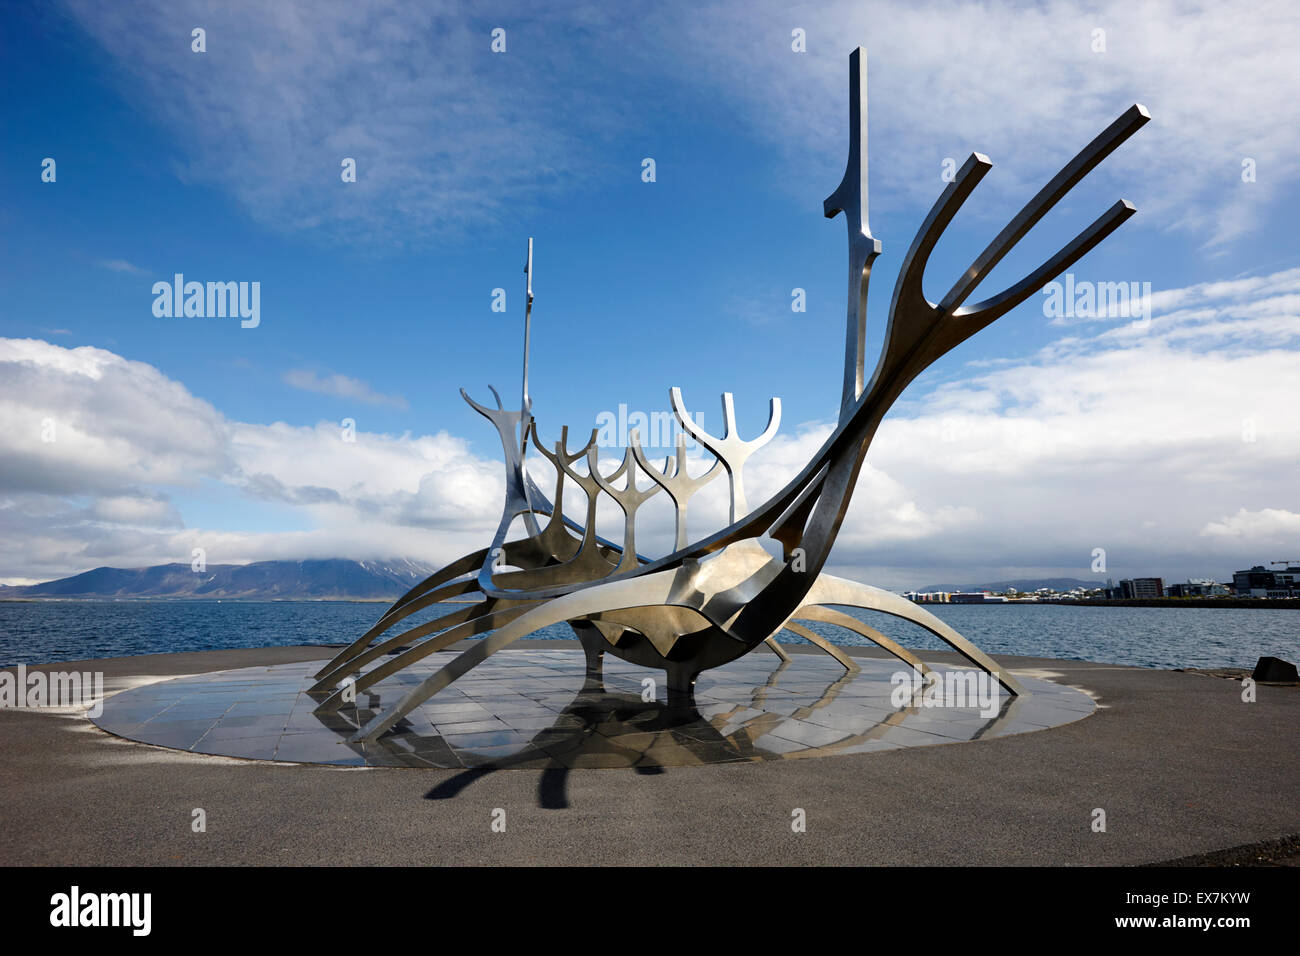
[1233,566,1275,593]
[1119,577,1164,599]
[906,590,1009,604]
[1232,565,1300,598]
[948,592,1008,604]
[905,591,950,604]
[1168,579,1229,598]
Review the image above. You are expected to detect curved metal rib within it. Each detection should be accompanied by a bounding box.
[763,636,792,662]
[801,574,1025,696]
[323,604,534,714]
[790,605,926,676]
[314,547,488,679]
[351,567,690,741]
[782,621,860,671]
[311,599,511,695]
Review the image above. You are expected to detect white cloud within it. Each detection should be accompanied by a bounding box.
[0,338,233,498]
[282,368,408,408]
[97,259,151,276]
[0,338,501,580]
[1201,508,1300,541]
[2,264,1297,587]
[89,495,183,528]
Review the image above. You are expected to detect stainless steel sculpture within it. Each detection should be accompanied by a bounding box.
[312,48,1148,744]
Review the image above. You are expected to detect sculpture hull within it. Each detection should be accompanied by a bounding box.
[572,618,756,699]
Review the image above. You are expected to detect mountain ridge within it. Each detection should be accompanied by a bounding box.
[0,559,439,600]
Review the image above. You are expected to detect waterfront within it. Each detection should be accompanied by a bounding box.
[1,599,1296,671]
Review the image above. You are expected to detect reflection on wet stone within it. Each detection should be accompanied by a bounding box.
[91,649,1093,768]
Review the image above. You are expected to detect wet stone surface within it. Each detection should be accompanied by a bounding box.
[91,648,1094,769]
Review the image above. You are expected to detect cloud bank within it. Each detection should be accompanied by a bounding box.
[3,265,1296,587]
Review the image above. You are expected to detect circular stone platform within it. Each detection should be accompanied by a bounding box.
[91,647,1094,768]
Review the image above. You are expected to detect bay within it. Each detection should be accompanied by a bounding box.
[0,599,1296,671]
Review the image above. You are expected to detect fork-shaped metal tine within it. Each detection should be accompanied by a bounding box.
[513,421,563,517]
[586,443,654,506]
[460,386,504,419]
[537,427,599,486]
[939,104,1150,316]
[538,427,608,541]
[671,388,782,454]
[632,430,722,550]
[669,386,714,455]
[461,384,538,539]
[628,431,670,485]
[670,388,782,522]
[523,424,601,534]
[461,385,529,443]
[587,439,659,573]
[722,392,782,446]
[633,430,721,496]
[524,424,639,569]
[528,422,561,465]
[530,424,589,470]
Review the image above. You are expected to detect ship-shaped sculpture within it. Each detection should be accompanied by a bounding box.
[311,49,1149,743]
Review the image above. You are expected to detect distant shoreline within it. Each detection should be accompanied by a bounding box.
[0,597,484,604]
[911,597,1300,610]
[1045,597,1300,609]
[4,595,1296,609]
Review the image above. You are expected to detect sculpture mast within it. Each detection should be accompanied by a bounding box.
[822,48,881,420]
[521,236,534,453]
[519,237,539,533]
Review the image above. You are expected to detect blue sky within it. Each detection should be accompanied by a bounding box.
[2,0,1298,588]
